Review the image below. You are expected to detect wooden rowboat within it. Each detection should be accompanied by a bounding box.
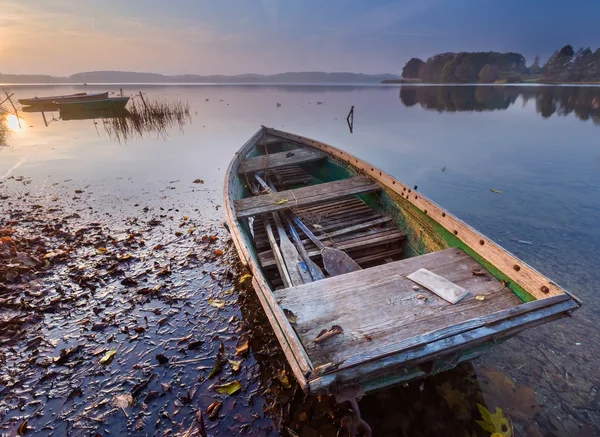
[56,96,130,113]
[224,126,581,397]
[18,92,109,106]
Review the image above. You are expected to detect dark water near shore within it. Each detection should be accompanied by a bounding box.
[1,84,599,436]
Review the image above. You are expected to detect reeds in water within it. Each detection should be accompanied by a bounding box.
[102,95,191,143]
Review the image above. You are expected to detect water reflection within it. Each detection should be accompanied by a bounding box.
[400,85,600,124]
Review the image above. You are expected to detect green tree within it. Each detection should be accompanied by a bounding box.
[529,55,542,74]
[479,64,499,83]
[455,57,477,83]
[402,58,424,79]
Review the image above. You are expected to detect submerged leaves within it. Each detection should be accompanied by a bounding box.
[98,349,116,365]
[235,334,249,356]
[476,404,512,437]
[208,298,225,308]
[212,380,242,396]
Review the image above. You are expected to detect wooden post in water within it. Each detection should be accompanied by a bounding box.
[346,105,354,133]
[4,91,22,129]
[138,91,149,112]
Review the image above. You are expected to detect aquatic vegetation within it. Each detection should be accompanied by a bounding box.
[102,95,191,143]
[0,105,8,146]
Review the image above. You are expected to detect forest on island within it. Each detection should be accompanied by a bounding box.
[399,45,600,83]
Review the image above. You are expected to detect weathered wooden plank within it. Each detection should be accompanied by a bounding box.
[354,248,404,265]
[317,217,393,240]
[259,229,405,268]
[272,212,310,286]
[235,176,380,218]
[238,148,326,174]
[307,299,579,392]
[339,293,570,369]
[277,248,522,368]
[407,268,470,304]
[263,215,291,288]
[294,198,363,214]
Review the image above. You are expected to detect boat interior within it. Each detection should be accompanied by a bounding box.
[231,130,571,383]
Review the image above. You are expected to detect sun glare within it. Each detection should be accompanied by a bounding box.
[5,114,26,132]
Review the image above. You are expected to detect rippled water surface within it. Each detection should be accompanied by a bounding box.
[1,84,599,436]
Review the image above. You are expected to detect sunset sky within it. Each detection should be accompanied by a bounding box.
[2,0,599,76]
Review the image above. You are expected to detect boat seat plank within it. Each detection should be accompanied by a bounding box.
[238,149,327,174]
[276,248,522,368]
[235,176,380,218]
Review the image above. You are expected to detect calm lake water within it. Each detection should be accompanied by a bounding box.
[1,84,599,436]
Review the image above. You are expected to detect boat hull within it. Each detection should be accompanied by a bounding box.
[57,97,129,113]
[224,126,581,396]
[19,92,109,106]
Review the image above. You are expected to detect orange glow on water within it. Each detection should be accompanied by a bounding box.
[5,114,26,132]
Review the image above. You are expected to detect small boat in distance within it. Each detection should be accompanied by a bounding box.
[224,126,581,396]
[56,96,130,112]
[19,92,109,106]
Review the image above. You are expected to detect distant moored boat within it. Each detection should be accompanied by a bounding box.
[18,92,109,106]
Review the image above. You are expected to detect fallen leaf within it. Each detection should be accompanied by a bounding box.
[213,380,242,396]
[75,189,83,194]
[228,359,242,373]
[312,224,323,229]
[97,247,107,254]
[235,334,249,356]
[476,295,486,301]
[274,198,289,205]
[476,404,512,437]
[214,249,223,256]
[193,179,205,184]
[17,420,28,435]
[472,269,486,276]
[238,273,252,286]
[275,369,292,389]
[208,356,224,378]
[283,309,297,324]
[208,298,225,308]
[416,294,424,299]
[112,393,133,409]
[205,401,222,420]
[490,189,502,194]
[99,349,116,365]
[314,325,344,343]
[436,381,469,420]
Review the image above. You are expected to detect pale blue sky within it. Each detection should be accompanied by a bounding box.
[1,0,599,75]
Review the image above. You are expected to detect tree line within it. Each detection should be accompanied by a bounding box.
[401,45,600,83]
